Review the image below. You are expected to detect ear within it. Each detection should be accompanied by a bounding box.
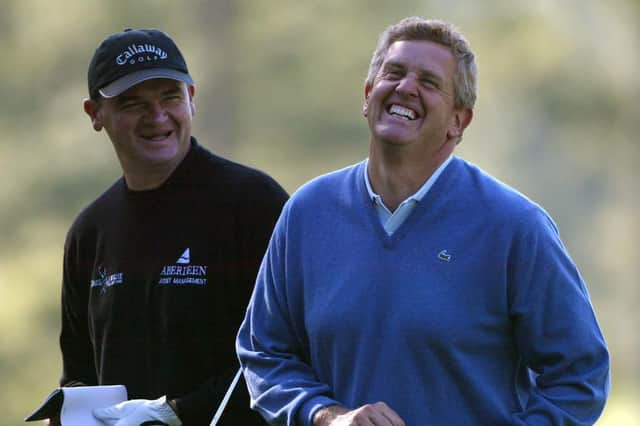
[447,108,473,143]
[187,84,196,116]
[363,83,372,117]
[83,98,103,131]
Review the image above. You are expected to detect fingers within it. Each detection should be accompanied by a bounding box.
[92,405,121,423]
[375,402,405,426]
[92,408,115,424]
[337,402,405,426]
[93,399,138,424]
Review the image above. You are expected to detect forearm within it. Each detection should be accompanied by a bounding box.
[237,310,339,425]
[59,331,97,387]
[510,213,610,423]
[237,291,340,424]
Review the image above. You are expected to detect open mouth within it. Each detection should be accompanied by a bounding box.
[387,104,417,121]
[141,130,173,141]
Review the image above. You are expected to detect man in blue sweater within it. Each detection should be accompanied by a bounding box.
[236,17,610,426]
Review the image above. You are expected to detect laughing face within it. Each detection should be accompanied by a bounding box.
[364,40,469,155]
[85,78,195,188]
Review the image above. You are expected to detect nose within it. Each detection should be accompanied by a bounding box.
[395,75,419,97]
[144,101,168,123]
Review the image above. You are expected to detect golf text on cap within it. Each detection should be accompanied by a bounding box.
[117,44,168,65]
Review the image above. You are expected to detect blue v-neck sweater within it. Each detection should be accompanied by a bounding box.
[237,157,609,426]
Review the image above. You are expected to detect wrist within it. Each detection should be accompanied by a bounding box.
[313,405,348,426]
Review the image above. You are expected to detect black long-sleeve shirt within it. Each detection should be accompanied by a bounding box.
[60,138,288,425]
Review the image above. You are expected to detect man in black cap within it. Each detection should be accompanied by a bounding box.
[49,28,288,425]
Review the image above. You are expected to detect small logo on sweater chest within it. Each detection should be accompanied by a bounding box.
[438,249,452,262]
[176,248,190,264]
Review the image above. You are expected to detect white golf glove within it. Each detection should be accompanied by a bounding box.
[93,396,182,426]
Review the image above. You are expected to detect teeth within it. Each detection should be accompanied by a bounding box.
[143,132,171,141]
[389,104,416,120]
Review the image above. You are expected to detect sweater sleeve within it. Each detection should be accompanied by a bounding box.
[59,227,98,388]
[236,202,338,426]
[508,209,610,425]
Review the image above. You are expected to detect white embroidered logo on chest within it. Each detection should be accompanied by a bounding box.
[438,249,452,262]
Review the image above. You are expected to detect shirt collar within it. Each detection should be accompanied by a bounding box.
[364,155,453,203]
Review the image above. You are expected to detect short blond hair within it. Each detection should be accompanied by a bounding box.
[366,17,478,110]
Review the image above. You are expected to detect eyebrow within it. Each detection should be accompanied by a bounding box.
[160,85,184,96]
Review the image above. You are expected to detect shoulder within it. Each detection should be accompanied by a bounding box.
[272,162,364,234]
[64,178,124,246]
[288,162,364,208]
[191,144,288,202]
[452,157,545,213]
[451,157,556,230]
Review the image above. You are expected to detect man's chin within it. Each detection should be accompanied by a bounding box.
[372,124,418,143]
[373,133,416,147]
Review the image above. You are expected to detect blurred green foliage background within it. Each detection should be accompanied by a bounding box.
[1,0,638,424]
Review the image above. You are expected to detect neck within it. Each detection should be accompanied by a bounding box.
[367,140,454,211]
[121,146,191,191]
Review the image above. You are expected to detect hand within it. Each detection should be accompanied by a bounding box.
[313,402,405,426]
[93,396,181,426]
[43,418,61,426]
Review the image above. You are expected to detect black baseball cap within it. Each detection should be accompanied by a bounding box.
[87,28,194,99]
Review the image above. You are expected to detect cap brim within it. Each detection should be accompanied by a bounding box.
[99,69,194,98]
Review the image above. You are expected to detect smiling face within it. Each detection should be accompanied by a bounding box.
[364,40,471,157]
[84,78,195,189]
